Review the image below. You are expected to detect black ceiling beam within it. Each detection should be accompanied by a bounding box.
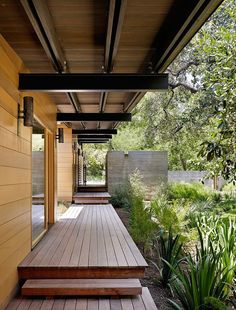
[79,141,109,144]
[19,73,168,92]
[73,129,117,135]
[98,0,127,120]
[20,0,85,128]
[78,139,110,143]
[57,113,131,122]
[78,135,112,139]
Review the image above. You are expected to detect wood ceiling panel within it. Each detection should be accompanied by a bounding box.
[76,93,100,105]
[0,1,54,72]
[113,0,175,73]
[80,105,99,113]
[104,104,124,113]
[0,0,223,127]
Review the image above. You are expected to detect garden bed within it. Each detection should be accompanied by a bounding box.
[116,207,175,309]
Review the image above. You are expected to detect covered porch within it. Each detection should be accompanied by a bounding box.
[0,0,224,308]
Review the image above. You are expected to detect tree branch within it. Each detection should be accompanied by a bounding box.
[167,60,199,77]
[163,90,174,119]
[169,81,198,93]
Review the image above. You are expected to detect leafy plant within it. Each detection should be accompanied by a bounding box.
[168,250,231,309]
[152,228,183,287]
[168,224,234,309]
[197,216,236,293]
[129,195,156,255]
[167,182,211,202]
[123,170,157,254]
[109,183,132,209]
[151,194,190,239]
[204,297,228,310]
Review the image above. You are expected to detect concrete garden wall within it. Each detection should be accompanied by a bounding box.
[107,151,168,194]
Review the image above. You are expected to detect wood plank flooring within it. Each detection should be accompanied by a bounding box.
[18,204,147,279]
[7,287,157,310]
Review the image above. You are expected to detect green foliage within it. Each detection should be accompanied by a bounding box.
[196,0,236,182]
[152,228,183,287]
[111,125,145,151]
[129,195,156,254]
[128,170,156,253]
[168,219,235,309]
[109,183,132,209]
[83,144,108,181]
[167,183,211,201]
[168,244,232,309]
[204,297,227,310]
[222,182,236,194]
[151,195,189,238]
[109,0,236,181]
[197,216,236,293]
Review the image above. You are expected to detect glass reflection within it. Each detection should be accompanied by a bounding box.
[32,120,45,242]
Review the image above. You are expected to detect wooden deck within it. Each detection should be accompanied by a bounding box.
[7,287,157,310]
[19,204,147,279]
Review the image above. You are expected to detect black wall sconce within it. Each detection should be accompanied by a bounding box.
[56,128,64,143]
[18,96,34,127]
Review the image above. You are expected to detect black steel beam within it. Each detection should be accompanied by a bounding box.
[19,73,168,92]
[79,141,109,144]
[78,135,112,139]
[73,129,117,135]
[78,138,110,142]
[20,0,85,125]
[57,113,131,122]
[78,140,110,143]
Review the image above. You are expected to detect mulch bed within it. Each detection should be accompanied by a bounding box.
[115,207,174,309]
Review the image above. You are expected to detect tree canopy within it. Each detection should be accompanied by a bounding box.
[111,0,236,182]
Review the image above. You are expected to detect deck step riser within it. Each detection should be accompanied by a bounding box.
[74,200,109,204]
[77,187,107,192]
[18,267,145,280]
[22,279,142,297]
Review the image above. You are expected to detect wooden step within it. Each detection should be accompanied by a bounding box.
[22,279,142,297]
[74,199,109,204]
[77,186,107,192]
[73,192,111,204]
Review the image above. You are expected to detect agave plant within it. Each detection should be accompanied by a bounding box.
[152,228,183,287]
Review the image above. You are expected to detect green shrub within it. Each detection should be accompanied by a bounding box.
[222,182,236,195]
[152,228,183,287]
[168,182,211,201]
[129,195,156,254]
[109,183,132,209]
[204,297,228,310]
[151,195,190,239]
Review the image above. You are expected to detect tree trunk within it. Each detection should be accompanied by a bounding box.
[179,153,187,171]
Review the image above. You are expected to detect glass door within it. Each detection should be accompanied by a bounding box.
[32,119,47,245]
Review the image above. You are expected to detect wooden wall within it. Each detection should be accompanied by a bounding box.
[57,125,73,201]
[0,35,57,309]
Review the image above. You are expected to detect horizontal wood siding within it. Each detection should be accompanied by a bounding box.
[57,125,73,201]
[0,35,57,310]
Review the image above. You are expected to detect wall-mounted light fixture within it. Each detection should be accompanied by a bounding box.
[56,128,64,143]
[18,96,34,127]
